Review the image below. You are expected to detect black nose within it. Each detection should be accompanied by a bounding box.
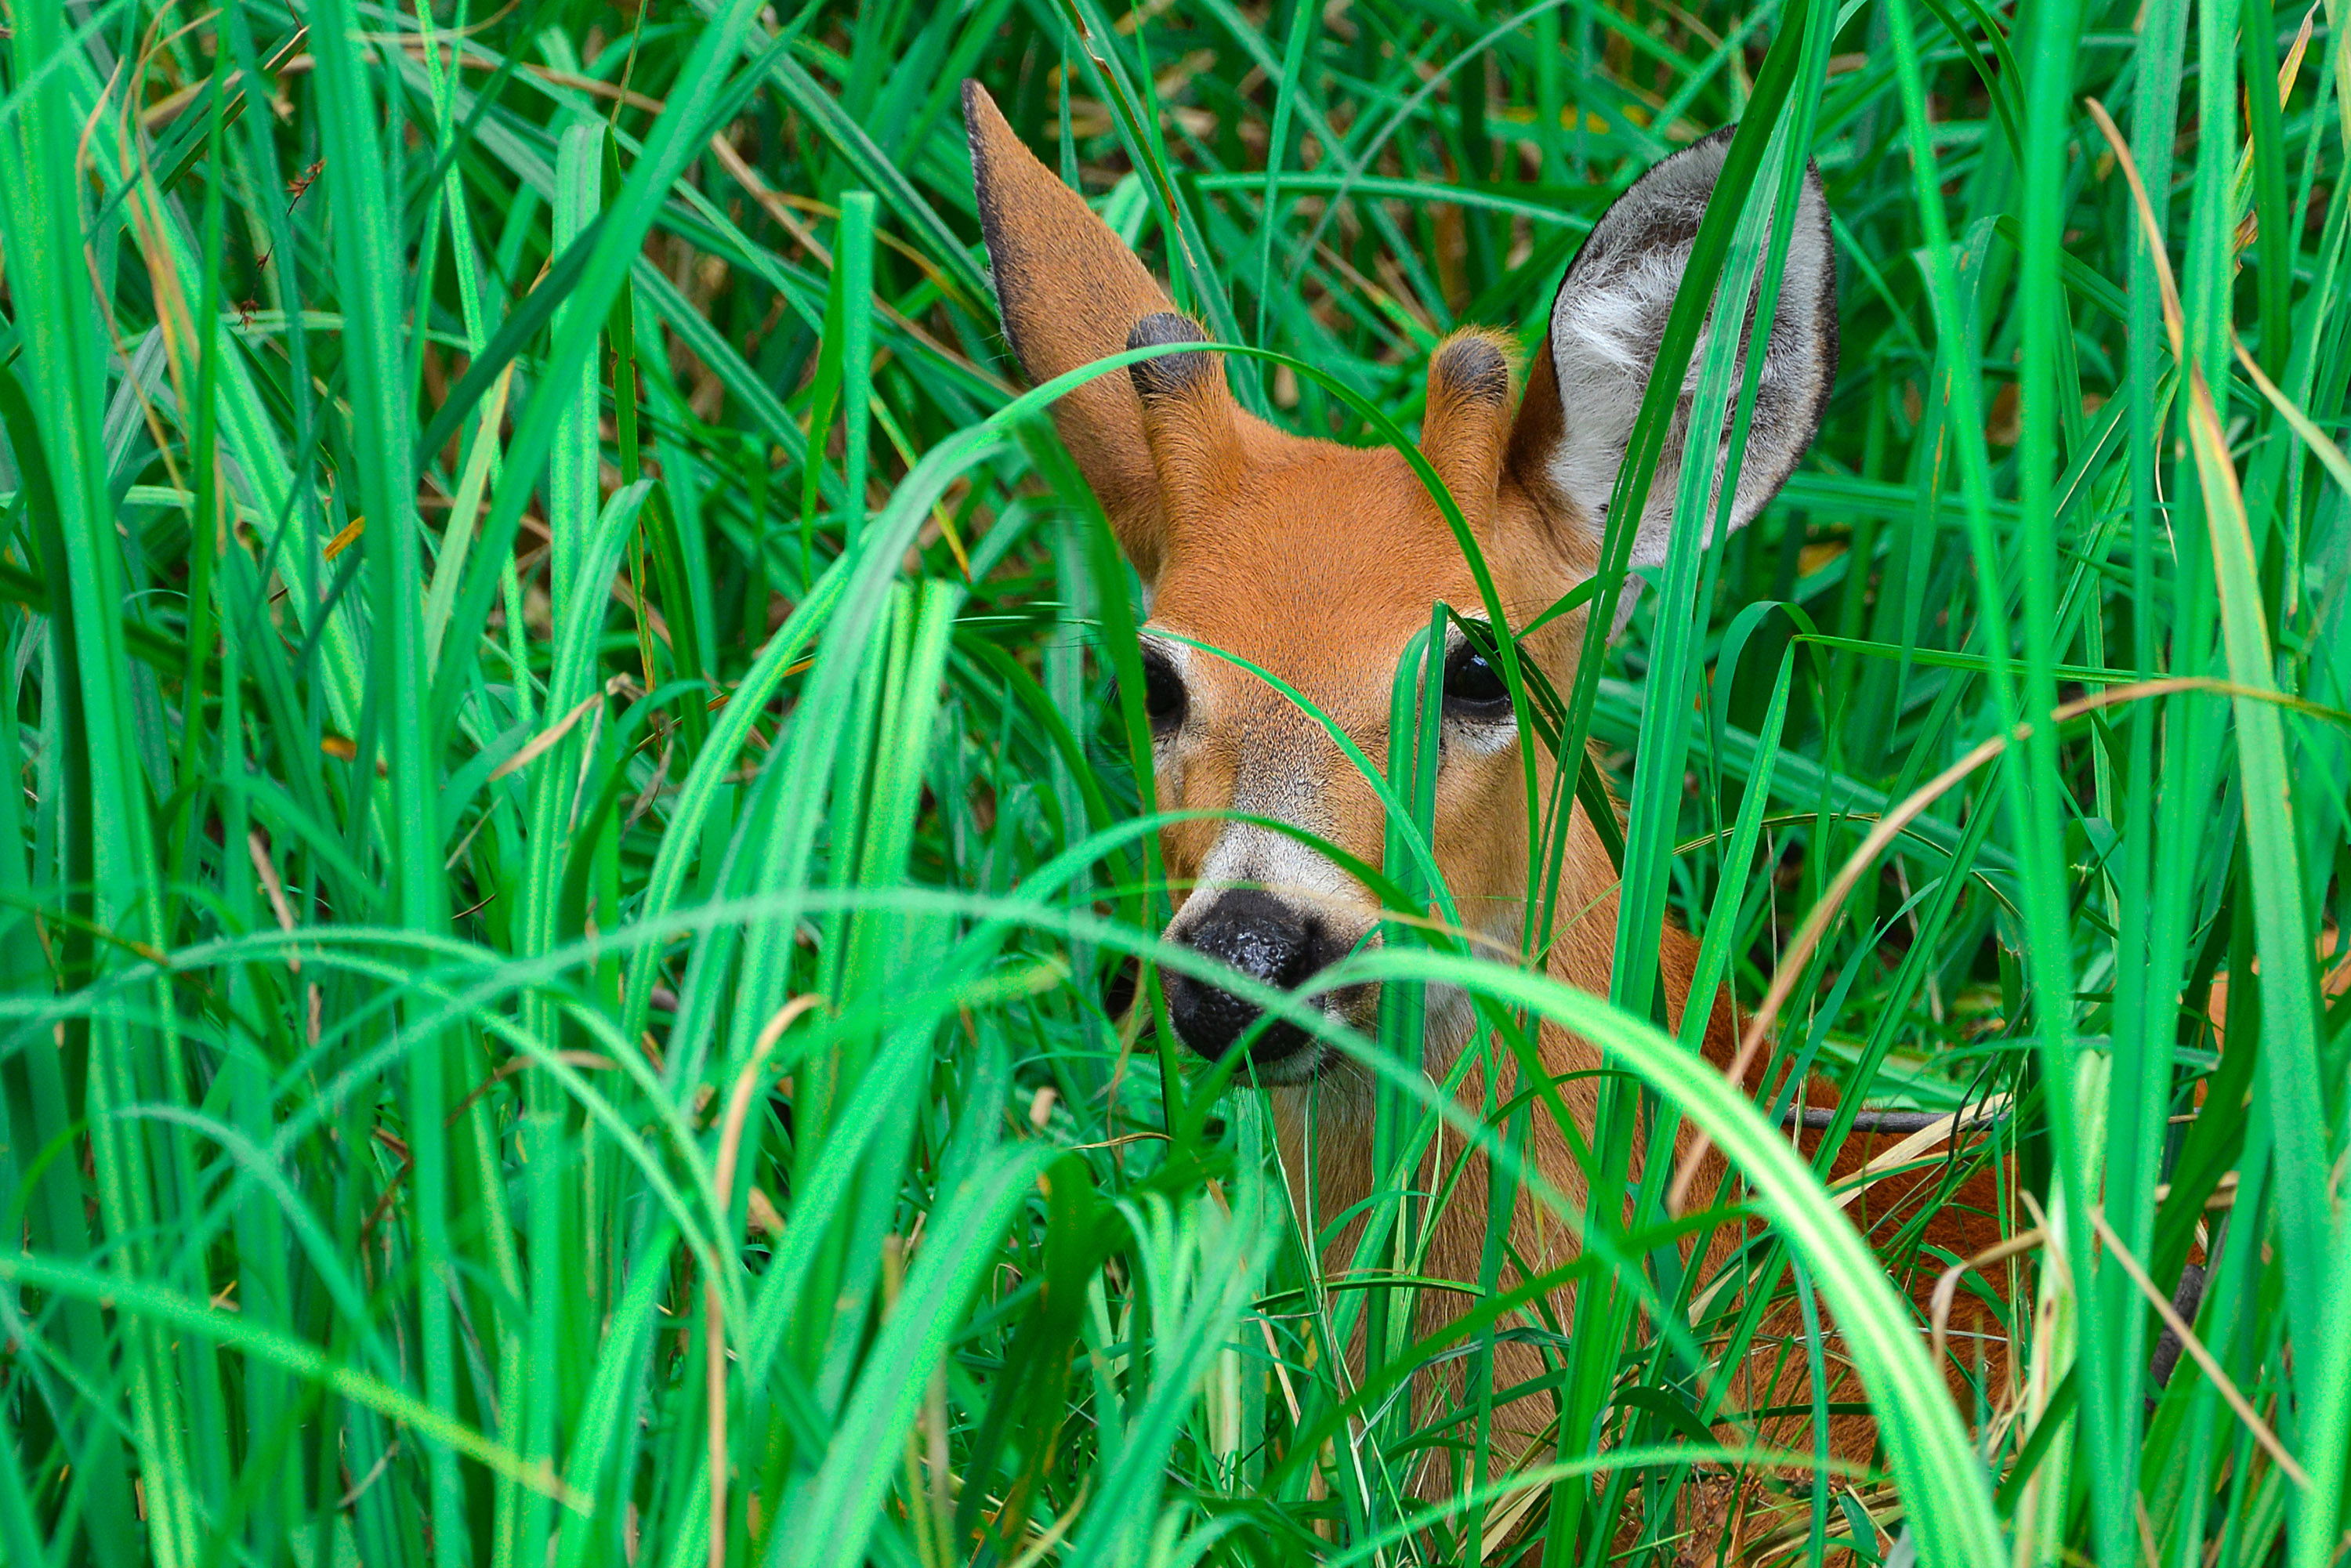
[1166,890,1334,1063]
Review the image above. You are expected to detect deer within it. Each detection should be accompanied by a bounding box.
[961,81,2015,1555]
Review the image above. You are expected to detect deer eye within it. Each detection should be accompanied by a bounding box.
[1134,648,1186,732]
[1443,634,1512,718]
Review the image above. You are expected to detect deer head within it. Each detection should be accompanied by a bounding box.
[962,81,1836,1088]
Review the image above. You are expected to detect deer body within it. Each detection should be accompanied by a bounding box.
[964,81,2005,1544]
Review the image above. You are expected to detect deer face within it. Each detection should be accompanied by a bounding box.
[964,83,1836,1085]
[1132,420,1531,1079]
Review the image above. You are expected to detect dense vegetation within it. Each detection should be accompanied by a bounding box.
[1,0,2346,1563]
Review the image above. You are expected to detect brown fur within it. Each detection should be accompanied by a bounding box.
[965,82,2012,1548]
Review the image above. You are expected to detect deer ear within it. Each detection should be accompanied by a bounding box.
[965,80,1182,580]
[1505,129,1837,596]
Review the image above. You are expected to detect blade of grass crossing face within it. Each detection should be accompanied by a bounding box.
[1365,614,1444,1468]
[1057,426,1187,1143]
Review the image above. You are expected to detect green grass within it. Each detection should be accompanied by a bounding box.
[2,0,2347,1564]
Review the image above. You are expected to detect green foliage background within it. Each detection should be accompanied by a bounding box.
[0,0,2346,1563]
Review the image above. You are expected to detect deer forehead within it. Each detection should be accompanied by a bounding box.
[1145,444,1493,692]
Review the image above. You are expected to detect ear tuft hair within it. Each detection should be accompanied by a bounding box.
[1432,334,1512,405]
[1127,313,1214,401]
[1422,328,1520,525]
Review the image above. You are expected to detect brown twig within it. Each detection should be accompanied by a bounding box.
[706,994,820,1568]
[1670,677,2263,1215]
[2085,1206,2309,1488]
[1929,1229,2044,1375]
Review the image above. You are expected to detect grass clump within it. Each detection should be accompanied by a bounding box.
[2,0,2348,1564]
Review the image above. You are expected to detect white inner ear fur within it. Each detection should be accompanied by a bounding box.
[1543,132,1837,603]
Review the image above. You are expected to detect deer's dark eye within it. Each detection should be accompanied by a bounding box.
[1137,649,1186,731]
[1443,634,1512,717]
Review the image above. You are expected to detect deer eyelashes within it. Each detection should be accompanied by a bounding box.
[1441,629,1512,719]
[1132,643,1188,736]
